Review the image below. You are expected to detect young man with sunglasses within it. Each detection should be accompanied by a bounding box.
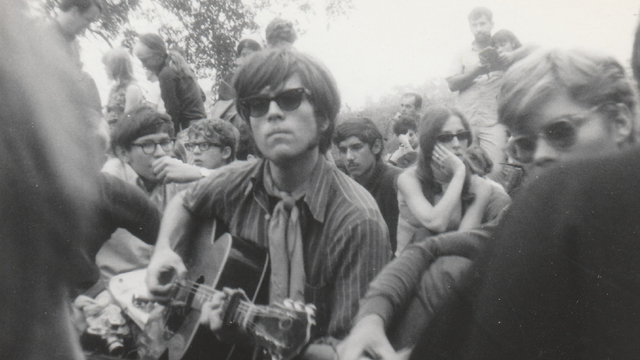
[499,48,635,179]
[145,49,391,355]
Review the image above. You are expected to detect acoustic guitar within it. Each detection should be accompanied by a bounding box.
[110,219,315,360]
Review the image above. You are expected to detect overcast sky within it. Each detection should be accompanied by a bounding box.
[80,0,640,110]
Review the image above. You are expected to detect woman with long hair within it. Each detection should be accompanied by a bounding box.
[102,47,144,128]
[395,105,510,254]
[133,33,206,133]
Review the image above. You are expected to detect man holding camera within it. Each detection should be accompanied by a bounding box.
[446,7,507,182]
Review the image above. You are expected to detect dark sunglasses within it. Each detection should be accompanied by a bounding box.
[506,103,611,164]
[437,130,472,144]
[238,88,311,119]
[184,142,222,152]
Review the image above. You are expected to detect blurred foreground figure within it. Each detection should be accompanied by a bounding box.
[0,2,104,359]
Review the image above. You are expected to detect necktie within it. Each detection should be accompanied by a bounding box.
[263,165,306,304]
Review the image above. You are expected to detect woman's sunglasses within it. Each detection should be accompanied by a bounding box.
[238,88,311,120]
[436,130,472,144]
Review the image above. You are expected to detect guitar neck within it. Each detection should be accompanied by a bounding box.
[189,287,255,329]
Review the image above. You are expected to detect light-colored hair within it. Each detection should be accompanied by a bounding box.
[499,48,637,144]
[102,47,135,87]
[266,18,297,48]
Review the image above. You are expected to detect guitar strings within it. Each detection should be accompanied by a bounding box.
[168,281,294,320]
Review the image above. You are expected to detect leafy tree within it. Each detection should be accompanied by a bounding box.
[37,0,353,96]
[41,0,142,47]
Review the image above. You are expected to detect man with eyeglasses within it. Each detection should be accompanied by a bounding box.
[499,48,635,179]
[184,118,240,169]
[145,48,391,356]
[98,106,204,279]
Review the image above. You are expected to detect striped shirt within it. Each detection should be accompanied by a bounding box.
[183,157,392,342]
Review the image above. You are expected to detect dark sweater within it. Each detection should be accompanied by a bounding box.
[158,65,206,132]
[359,160,402,252]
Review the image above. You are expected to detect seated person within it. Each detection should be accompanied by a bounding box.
[156,117,242,180]
[96,106,195,278]
[395,105,510,255]
[337,228,493,360]
[388,115,419,168]
[184,117,240,170]
[144,48,391,358]
[333,117,402,252]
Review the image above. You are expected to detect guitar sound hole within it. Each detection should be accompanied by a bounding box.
[278,318,293,330]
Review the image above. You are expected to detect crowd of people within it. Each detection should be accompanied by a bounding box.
[3,0,640,359]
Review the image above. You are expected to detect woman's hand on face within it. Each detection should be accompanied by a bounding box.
[433,144,465,176]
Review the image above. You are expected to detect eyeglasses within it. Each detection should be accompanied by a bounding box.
[184,142,222,152]
[437,130,472,144]
[238,88,311,119]
[506,103,611,164]
[131,139,175,155]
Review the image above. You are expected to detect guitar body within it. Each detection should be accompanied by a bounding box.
[141,219,270,360]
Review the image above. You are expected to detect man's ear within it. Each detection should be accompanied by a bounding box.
[611,103,634,146]
[371,139,383,156]
[317,116,330,133]
[115,146,131,164]
[222,146,233,161]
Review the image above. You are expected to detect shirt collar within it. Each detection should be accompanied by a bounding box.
[250,157,330,223]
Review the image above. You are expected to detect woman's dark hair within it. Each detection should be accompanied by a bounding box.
[415,105,473,205]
